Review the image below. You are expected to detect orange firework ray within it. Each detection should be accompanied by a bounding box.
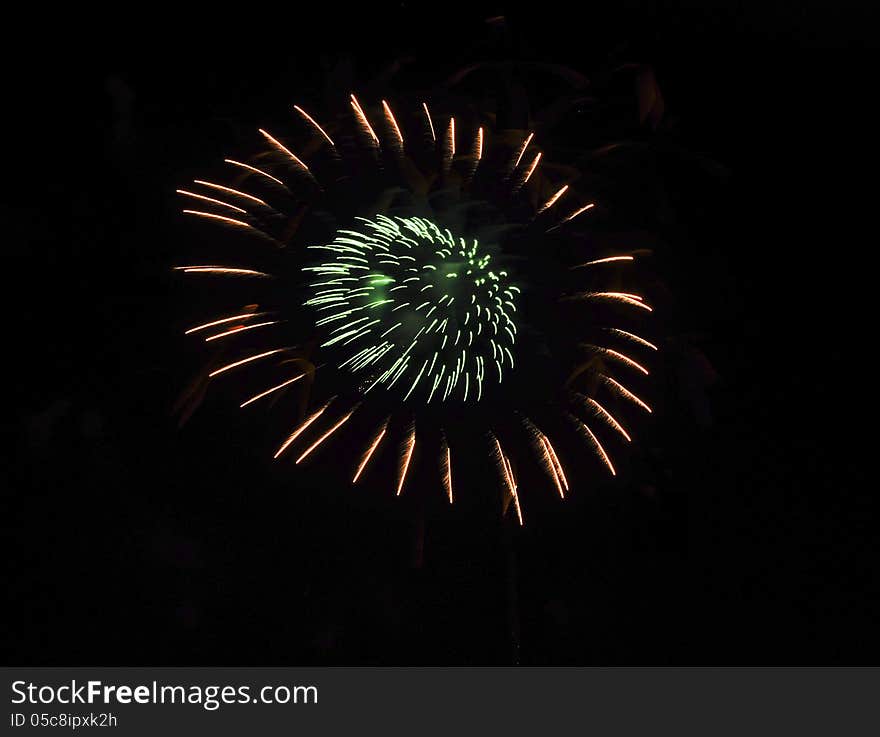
[584,345,650,375]
[441,435,453,503]
[539,436,565,499]
[204,320,279,342]
[514,132,534,168]
[567,291,653,311]
[209,348,288,378]
[572,255,634,269]
[475,127,484,161]
[609,328,658,351]
[174,266,270,277]
[396,424,416,496]
[240,373,306,408]
[273,400,333,459]
[353,419,389,484]
[224,159,285,186]
[350,94,379,145]
[493,435,523,526]
[522,152,541,185]
[573,417,616,476]
[182,210,254,230]
[601,374,653,413]
[542,435,569,494]
[381,100,404,145]
[422,102,436,142]
[296,407,357,464]
[176,189,246,213]
[258,129,310,171]
[582,396,631,442]
[293,105,335,146]
[538,184,568,214]
[193,180,269,207]
[185,311,267,334]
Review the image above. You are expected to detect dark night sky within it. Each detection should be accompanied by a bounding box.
[5,2,876,664]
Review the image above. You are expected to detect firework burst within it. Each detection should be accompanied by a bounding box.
[174,93,659,525]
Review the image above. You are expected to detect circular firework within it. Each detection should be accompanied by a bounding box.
[174,93,659,525]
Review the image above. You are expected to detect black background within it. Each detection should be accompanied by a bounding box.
[5,1,875,664]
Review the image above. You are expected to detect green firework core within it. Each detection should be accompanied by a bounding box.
[304,215,519,403]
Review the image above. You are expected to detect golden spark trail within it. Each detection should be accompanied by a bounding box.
[273,400,332,459]
[601,374,653,413]
[609,328,658,351]
[441,436,453,503]
[514,132,534,168]
[573,255,634,268]
[350,94,379,145]
[353,420,388,483]
[568,292,653,311]
[381,100,404,144]
[543,435,569,492]
[522,152,541,185]
[582,396,631,442]
[193,180,269,207]
[396,425,416,496]
[175,266,270,277]
[422,102,436,142]
[538,184,568,213]
[204,320,278,342]
[585,346,650,375]
[185,312,267,334]
[475,127,483,161]
[176,189,246,213]
[209,348,287,378]
[296,408,357,464]
[575,418,616,476]
[259,129,310,171]
[182,210,253,230]
[493,435,523,526]
[240,374,306,408]
[293,105,335,146]
[224,159,285,186]
[539,436,565,499]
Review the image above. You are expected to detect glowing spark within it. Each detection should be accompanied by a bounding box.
[177,189,246,213]
[422,102,436,142]
[224,159,285,186]
[601,375,653,413]
[585,346,650,375]
[175,266,270,277]
[240,373,306,408]
[582,396,631,442]
[538,184,568,214]
[193,180,268,207]
[381,100,404,145]
[396,425,416,496]
[543,435,569,493]
[539,436,565,499]
[448,118,456,156]
[442,436,453,503]
[573,255,634,268]
[475,127,483,161]
[273,400,332,459]
[209,348,287,378]
[296,408,357,464]
[350,94,379,145]
[493,435,523,526]
[575,418,616,476]
[522,152,542,185]
[182,210,253,229]
[185,312,267,334]
[609,328,658,351]
[549,203,595,231]
[259,129,310,171]
[567,291,653,311]
[353,420,389,484]
[293,105,335,146]
[514,132,534,168]
[204,320,278,342]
